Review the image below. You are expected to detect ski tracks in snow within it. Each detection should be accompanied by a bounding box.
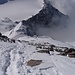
[6,42,26,75]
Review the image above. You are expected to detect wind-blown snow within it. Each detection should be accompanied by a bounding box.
[47,0,75,42]
[4,22,22,38]
[18,36,73,48]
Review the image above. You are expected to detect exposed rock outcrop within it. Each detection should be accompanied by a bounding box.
[26,0,69,28]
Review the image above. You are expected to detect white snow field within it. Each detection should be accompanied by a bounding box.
[0,0,43,21]
[18,36,73,48]
[0,38,75,75]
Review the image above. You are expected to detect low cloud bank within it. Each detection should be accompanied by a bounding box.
[47,0,75,42]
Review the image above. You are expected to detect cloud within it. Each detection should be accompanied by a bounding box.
[0,0,43,21]
[46,0,75,42]
[50,0,75,16]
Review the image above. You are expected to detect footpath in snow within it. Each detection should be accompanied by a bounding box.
[0,40,75,75]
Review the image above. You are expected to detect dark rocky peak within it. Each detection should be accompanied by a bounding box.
[22,20,30,26]
[26,1,69,27]
[43,0,53,8]
[15,21,35,37]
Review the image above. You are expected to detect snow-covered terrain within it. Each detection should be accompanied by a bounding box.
[0,38,75,75]
[18,36,73,48]
[4,21,35,39]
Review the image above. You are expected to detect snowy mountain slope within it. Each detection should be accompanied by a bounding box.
[4,21,35,39]
[0,0,43,21]
[0,17,16,33]
[18,36,73,48]
[3,23,73,48]
[2,1,69,41]
[3,25,74,48]
[0,39,75,75]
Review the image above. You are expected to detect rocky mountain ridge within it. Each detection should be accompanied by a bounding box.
[26,0,69,27]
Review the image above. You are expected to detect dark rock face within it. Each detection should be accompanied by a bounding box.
[0,33,2,36]
[0,32,15,43]
[24,21,36,36]
[0,32,9,42]
[17,20,36,37]
[0,0,8,4]
[26,2,69,27]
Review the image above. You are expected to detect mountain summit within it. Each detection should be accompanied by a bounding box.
[2,0,69,39]
[26,0,68,27]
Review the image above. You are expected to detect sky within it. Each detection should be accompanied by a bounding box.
[0,0,43,21]
[49,0,75,42]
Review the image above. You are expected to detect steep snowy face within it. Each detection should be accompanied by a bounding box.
[4,20,35,39]
[0,0,43,21]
